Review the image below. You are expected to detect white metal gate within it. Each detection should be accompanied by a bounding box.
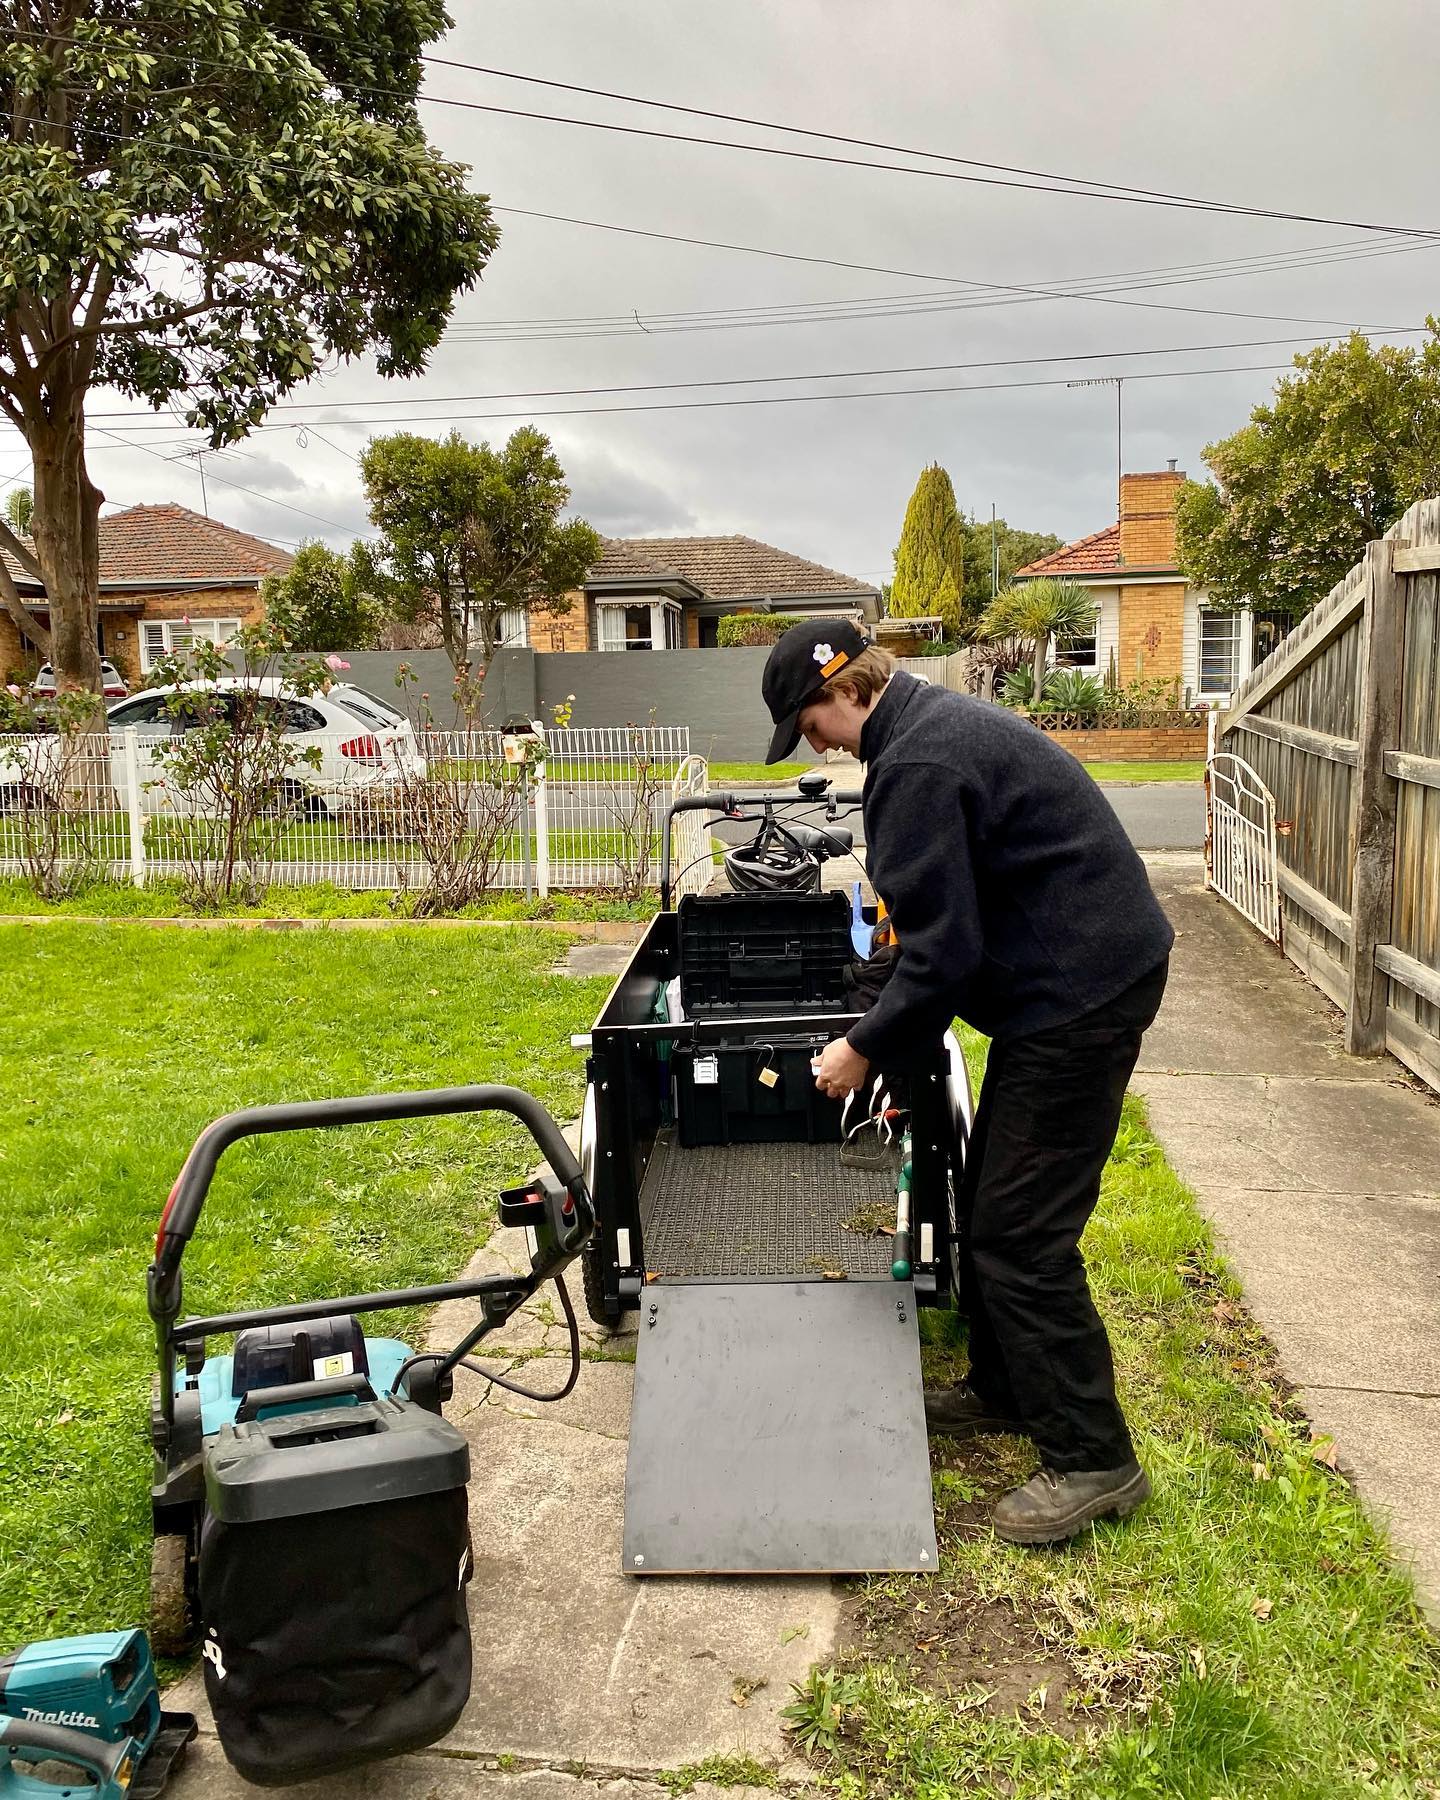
[1206,753,1282,944]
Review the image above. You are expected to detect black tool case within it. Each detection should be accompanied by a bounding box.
[676,890,853,1014]
[198,1398,472,1787]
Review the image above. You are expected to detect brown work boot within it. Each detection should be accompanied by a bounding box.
[923,1383,1026,1438]
[993,1460,1151,1545]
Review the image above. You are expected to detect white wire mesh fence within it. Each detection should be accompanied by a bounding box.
[0,726,706,904]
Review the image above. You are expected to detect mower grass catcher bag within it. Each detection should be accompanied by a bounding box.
[197,1395,472,1786]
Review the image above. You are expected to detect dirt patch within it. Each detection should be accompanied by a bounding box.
[834,1437,1081,1738]
[842,1578,1077,1733]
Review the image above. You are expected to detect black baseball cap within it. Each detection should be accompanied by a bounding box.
[761,619,870,763]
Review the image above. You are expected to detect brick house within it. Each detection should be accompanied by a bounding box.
[1,503,290,685]
[515,535,881,652]
[1013,467,1286,706]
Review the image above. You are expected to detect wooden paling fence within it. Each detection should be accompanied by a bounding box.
[1219,496,1440,1091]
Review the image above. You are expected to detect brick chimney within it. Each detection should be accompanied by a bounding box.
[1118,465,1184,567]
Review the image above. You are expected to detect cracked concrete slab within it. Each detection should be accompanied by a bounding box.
[1138,1072,1440,1198]
[1197,1187,1440,1336]
[1291,1389,1440,1599]
[1138,855,1395,1082]
[170,1738,785,1800]
[1139,859,1440,1619]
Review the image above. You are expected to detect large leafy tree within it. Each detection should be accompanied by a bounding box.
[260,539,389,651]
[891,463,965,638]
[979,576,1096,698]
[1176,329,1440,616]
[0,2,498,700]
[360,426,602,688]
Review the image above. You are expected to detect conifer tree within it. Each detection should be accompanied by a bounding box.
[890,464,965,637]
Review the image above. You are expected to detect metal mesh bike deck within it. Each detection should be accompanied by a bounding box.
[637,1133,897,1279]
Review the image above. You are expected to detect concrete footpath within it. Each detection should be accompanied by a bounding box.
[1137,852,1440,1619]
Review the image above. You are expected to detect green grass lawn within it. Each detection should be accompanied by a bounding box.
[0,878,652,922]
[1085,762,1204,783]
[789,1062,1440,1796]
[0,923,609,1649]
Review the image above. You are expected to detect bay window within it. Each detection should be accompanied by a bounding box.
[596,598,683,650]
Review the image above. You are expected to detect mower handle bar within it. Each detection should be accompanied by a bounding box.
[659,786,863,908]
[153,1084,582,1280]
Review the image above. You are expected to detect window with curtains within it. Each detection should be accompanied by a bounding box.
[596,599,682,650]
[1198,607,1242,695]
[140,617,241,672]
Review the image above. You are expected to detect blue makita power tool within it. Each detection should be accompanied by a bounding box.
[0,1630,194,1800]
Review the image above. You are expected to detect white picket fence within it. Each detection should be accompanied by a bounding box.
[0,725,708,899]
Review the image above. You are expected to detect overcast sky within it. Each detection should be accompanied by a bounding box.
[14,0,1440,582]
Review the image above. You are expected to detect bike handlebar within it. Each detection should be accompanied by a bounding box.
[659,785,864,907]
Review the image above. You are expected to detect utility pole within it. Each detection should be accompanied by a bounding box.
[1067,377,1124,519]
[990,502,998,597]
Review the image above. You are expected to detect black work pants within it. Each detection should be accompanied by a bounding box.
[958,959,1169,1472]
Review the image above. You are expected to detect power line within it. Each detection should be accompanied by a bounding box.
[488,207,1388,333]
[91,426,357,533]
[82,325,1427,429]
[0,102,1416,338]
[19,22,1440,237]
[418,51,1440,240]
[442,235,1424,333]
[85,357,1316,439]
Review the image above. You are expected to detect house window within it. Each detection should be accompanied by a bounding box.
[1198,608,1242,696]
[497,606,529,649]
[596,599,682,651]
[1053,608,1100,671]
[140,617,241,672]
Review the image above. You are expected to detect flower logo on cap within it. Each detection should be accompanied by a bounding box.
[812,642,834,665]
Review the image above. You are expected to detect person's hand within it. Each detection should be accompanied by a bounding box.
[814,1037,870,1099]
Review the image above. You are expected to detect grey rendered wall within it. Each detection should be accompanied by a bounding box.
[533,648,817,763]
[333,649,538,727]
[319,646,816,761]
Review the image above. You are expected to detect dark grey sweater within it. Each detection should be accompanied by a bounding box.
[846,673,1174,1061]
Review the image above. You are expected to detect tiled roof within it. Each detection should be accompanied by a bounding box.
[1014,524,1122,579]
[1,503,291,589]
[589,535,876,598]
[96,504,291,582]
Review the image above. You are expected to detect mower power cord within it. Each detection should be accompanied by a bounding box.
[390,1271,582,1405]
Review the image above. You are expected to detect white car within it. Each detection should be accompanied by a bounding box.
[1,676,424,818]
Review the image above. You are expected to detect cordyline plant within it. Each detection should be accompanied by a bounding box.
[140,625,330,906]
[0,681,109,897]
[0,2,497,707]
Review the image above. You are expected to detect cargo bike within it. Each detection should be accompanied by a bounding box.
[572,773,973,1575]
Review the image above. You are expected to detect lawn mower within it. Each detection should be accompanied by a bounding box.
[0,1629,194,1800]
[146,1084,591,1787]
[571,775,972,1576]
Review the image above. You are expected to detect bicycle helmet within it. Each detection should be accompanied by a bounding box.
[722,836,821,893]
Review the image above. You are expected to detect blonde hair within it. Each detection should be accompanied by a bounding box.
[824,644,895,706]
